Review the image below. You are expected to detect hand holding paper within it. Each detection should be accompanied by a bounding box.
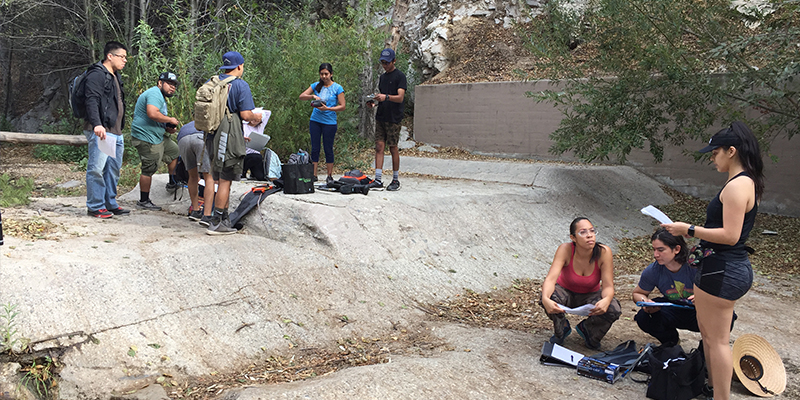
[641,205,673,224]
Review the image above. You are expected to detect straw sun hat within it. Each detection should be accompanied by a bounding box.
[732,334,786,397]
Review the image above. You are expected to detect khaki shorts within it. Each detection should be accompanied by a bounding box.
[133,134,179,176]
[375,121,401,147]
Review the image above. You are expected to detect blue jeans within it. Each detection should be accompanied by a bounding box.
[84,130,124,211]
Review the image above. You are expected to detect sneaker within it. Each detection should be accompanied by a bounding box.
[137,199,162,211]
[87,208,113,218]
[387,179,400,191]
[368,179,383,189]
[576,321,600,350]
[326,176,334,185]
[549,326,572,346]
[198,215,214,227]
[312,176,319,182]
[108,207,130,216]
[188,210,203,221]
[207,217,237,235]
[702,383,714,398]
[165,182,179,191]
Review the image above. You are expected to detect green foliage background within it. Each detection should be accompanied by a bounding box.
[525,0,800,163]
[31,2,393,173]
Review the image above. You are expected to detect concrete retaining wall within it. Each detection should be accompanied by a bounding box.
[414,81,800,216]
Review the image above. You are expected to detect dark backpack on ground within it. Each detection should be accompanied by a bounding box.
[174,156,190,185]
[69,68,90,119]
[645,342,705,400]
[323,170,373,195]
[337,169,373,186]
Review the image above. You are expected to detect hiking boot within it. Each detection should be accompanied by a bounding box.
[576,321,601,350]
[207,217,237,235]
[368,179,383,189]
[137,199,162,211]
[108,207,130,216]
[87,208,113,219]
[387,179,400,191]
[549,325,572,346]
[198,215,214,227]
[165,182,179,191]
[326,175,334,185]
[188,210,203,221]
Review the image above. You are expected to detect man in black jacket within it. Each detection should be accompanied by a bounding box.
[83,41,129,218]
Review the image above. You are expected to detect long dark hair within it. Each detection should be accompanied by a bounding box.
[727,121,765,199]
[569,217,603,263]
[651,227,688,265]
[315,63,333,94]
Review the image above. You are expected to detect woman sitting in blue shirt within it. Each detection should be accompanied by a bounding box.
[633,228,736,344]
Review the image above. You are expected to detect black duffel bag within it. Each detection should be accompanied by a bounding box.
[645,343,705,400]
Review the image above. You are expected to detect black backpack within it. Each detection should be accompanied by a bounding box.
[69,68,90,119]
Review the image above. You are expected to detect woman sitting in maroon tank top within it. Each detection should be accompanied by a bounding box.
[539,217,622,349]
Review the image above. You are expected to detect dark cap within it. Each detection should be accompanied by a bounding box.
[699,127,742,153]
[158,71,179,85]
[379,48,396,62]
[220,51,244,70]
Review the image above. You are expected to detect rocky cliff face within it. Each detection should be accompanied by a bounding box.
[395,0,544,83]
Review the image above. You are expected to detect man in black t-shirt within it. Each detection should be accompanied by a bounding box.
[368,48,407,191]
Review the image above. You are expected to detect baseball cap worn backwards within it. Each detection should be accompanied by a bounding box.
[699,127,742,153]
[379,48,395,62]
[220,51,244,70]
[159,71,179,85]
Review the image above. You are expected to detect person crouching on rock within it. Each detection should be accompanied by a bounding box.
[633,228,706,345]
[539,217,621,350]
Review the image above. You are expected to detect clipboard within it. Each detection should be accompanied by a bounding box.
[246,131,270,151]
[540,342,585,367]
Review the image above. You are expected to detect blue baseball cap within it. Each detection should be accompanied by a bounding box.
[379,48,396,62]
[220,51,244,70]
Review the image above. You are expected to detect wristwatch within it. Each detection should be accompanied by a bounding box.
[688,225,695,237]
[384,94,389,101]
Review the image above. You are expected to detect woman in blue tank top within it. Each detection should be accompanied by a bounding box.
[298,63,346,184]
[663,121,765,400]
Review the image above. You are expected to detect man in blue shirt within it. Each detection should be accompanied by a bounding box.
[206,51,263,235]
[130,72,182,210]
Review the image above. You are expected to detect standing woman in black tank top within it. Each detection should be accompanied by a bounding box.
[663,121,764,400]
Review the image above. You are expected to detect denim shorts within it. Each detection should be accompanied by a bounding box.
[694,254,753,301]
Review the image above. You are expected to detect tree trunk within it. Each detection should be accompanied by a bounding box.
[84,0,95,60]
[387,0,409,49]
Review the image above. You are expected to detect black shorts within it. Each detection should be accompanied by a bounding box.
[694,254,753,301]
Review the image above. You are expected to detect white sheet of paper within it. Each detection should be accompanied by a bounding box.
[557,303,595,316]
[550,343,584,366]
[641,205,673,224]
[98,135,116,159]
[243,108,271,136]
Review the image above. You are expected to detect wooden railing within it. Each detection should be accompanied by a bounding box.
[0,131,87,146]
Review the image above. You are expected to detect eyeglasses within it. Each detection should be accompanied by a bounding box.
[162,81,178,88]
[111,53,127,60]
[576,228,597,237]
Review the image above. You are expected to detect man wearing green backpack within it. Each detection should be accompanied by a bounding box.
[204,51,263,235]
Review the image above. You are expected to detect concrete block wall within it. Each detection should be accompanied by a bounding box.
[414,81,800,216]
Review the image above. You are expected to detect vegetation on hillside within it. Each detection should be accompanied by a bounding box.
[526,0,800,163]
